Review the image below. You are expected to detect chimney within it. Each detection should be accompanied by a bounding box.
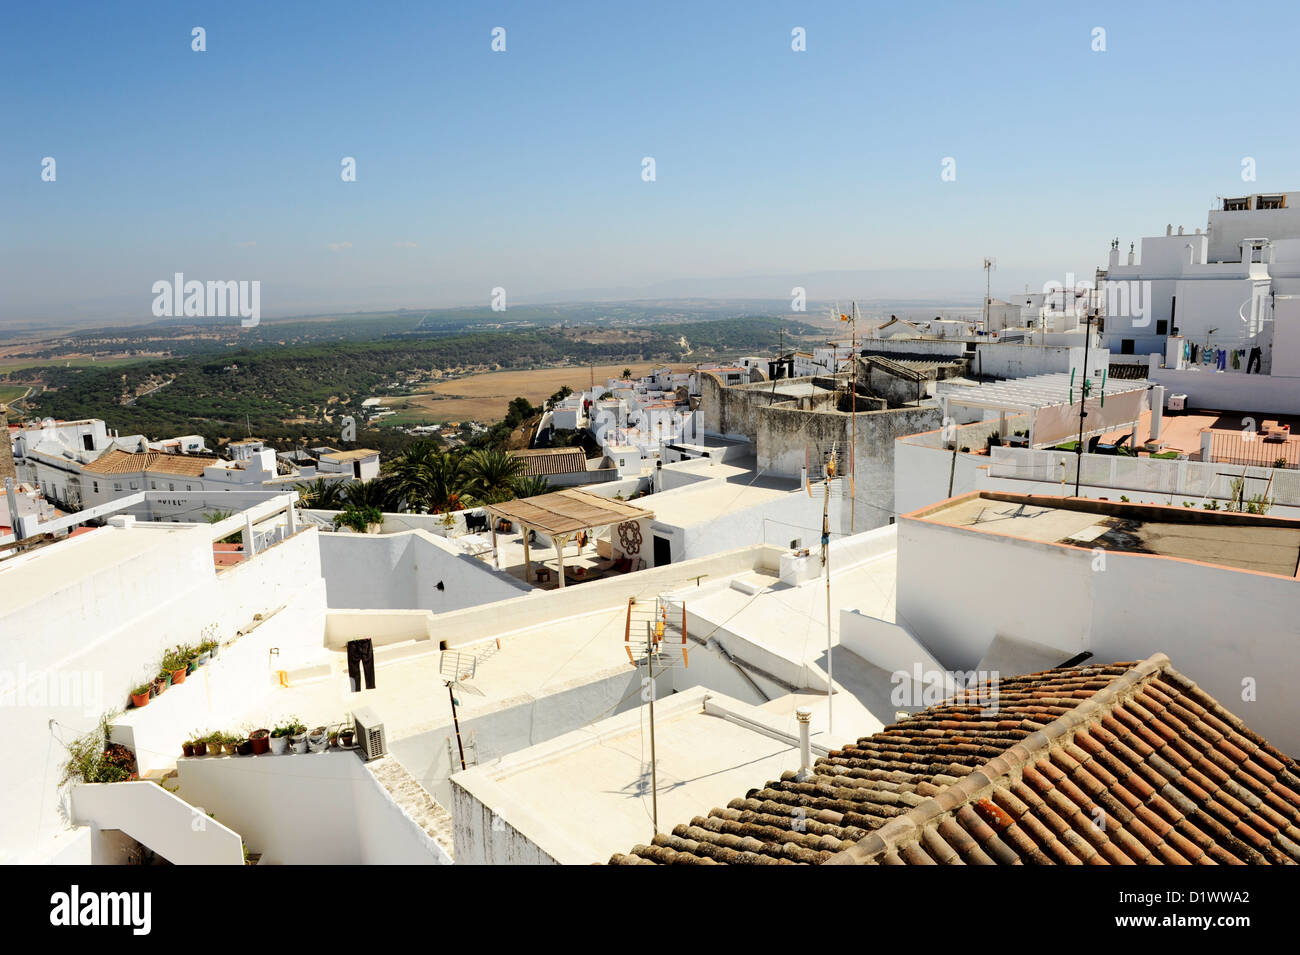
[1127,242,1135,266]
[1166,224,1173,236]
[795,707,814,780]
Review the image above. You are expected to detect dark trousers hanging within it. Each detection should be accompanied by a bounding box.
[347,638,375,691]
[1247,347,1262,374]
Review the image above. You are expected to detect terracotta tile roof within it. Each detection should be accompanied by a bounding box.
[609,655,1300,865]
[510,447,588,476]
[82,449,219,478]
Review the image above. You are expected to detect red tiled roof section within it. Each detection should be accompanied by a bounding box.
[833,655,1300,866]
[609,655,1300,865]
[82,449,218,477]
[609,662,1137,865]
[510,447,588,477]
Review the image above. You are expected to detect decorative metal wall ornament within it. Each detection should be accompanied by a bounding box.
[617,521,643,554]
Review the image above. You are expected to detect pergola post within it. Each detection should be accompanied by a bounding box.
[491,520,499,570]
[556,534,568,588]
[522,525,531,582]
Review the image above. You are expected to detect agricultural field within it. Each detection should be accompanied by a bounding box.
[381,362,690,423]
[0,384,31,410]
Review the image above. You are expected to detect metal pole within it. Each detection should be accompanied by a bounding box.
[1075,313,1092,497]
[850,303,857,534]
[447,681,466,770]
[646,628,658,835]
[821,453,834,736]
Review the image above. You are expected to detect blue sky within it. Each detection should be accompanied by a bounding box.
[3,0,1299,322]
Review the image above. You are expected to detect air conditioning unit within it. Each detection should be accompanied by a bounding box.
[351,706,387,761]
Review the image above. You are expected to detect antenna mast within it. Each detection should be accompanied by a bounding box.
[821,445,837,735]
[983,258,997,332]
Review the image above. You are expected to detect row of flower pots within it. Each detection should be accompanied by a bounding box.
[182,721,355,758]
[129,639,221,709]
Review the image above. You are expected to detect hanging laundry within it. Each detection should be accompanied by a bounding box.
[1232,349,1241,370]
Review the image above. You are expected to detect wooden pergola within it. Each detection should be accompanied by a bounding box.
[484,488,653,587]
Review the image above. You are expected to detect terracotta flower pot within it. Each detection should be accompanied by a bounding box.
[339,730,355,748]
[130,691,150,709]
[171,667,187,685]
[249,729,271,755]
[192,740,207,757]
[182,743,195,758]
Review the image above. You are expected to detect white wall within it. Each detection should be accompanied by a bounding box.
[176,750,451,864]
[71,780,244,865]
[896,513,1300,755]
[317,529,530,611]
[0,522,323,863]
[1149,367,1300,414]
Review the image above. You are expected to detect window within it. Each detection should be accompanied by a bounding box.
[1256,194,1285,210]
[1156,320,1168,335]
[1223,196,1250,211]
[93,481,99,493]
[114,483,122,492]
[186,484,192,491]
[151,481,156,490]
[82,434,94,451]
[169,483,175,491]
[1120,339,1135,355]
[130,481,138,490]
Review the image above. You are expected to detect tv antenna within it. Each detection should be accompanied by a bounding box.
[440,650,483,771]
[982,258,997,331]
[820,443,838,735]
[623,596,689,835]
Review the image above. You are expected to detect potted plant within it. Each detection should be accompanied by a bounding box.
[130,682,152,709]
[222,733,239,755]
[162,647,190,685]
[181,739,196,758]
[191,731,208,757]
[236,736,254,756]
[288,721,309,754]
[269,721,293,755]
[328,730,339,748]
[153,672,169,696]
[206,731,225,755]
[249,728,271,755]
[338,726,355,748]
[307,726,329,753]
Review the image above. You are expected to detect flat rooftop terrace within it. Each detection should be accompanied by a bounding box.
[0,522,193,614]
[916,492,1300,577]
[454,688,816,864]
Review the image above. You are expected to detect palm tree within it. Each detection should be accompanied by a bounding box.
[390,442,468,513]
[295,478,345,509]
[463,448,527,505]
[512,475,551,499]
[341,477,401,512]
